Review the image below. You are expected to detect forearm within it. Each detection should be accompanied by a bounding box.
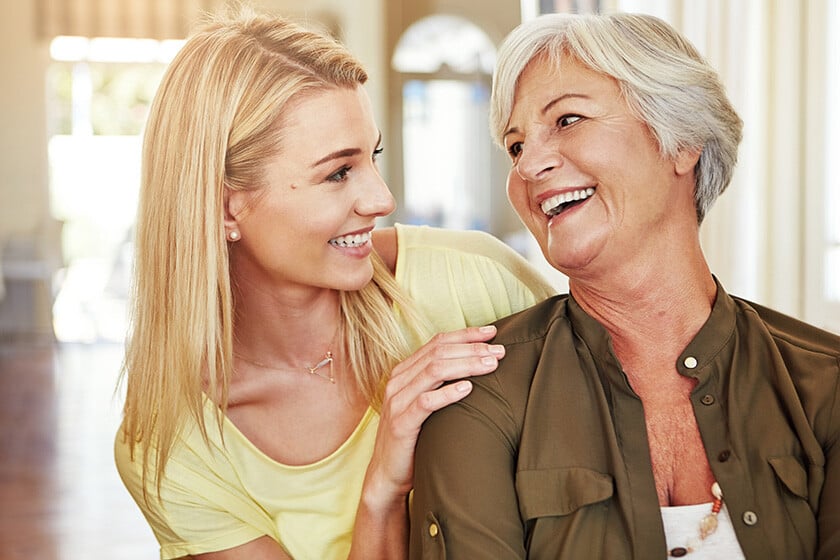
[347,485,409,560]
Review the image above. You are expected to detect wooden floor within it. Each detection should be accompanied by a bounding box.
[0,340,159,559]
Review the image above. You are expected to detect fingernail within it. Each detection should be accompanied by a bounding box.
[456,380,472,392]
[481,356,497,366]
[479,325,496,333]
[489,344,504,356]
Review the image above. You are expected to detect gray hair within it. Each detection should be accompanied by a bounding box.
[490,12,743,223]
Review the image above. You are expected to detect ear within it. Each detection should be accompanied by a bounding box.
[674,147,702,176]
[223,186,248,233]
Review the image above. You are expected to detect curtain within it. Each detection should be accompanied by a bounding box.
[604,0,829,323]
[37,0,221,39]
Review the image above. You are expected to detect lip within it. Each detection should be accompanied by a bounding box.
[536,186,596,216]
[328,225,376,257]
[332,225,375,239]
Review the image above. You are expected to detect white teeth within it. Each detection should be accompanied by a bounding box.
[329,231,371,248]
[540,187,595,216]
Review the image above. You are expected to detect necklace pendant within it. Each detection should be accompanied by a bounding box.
[307,352,335,383]
[699,513,718,539]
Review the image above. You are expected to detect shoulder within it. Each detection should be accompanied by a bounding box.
[389,224,557,332]
[421,295,573,452]
[372,226,397,273]
[464,295,572,407]
[733,296,840,361]
[394,222,524,261]
[393,223,557,299]
[492,294,571,346]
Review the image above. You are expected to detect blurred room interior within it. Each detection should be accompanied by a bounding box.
[0,0,837,558]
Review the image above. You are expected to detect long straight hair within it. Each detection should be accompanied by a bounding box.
[119,7,430,497]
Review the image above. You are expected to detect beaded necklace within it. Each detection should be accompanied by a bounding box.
[668,482,723,557]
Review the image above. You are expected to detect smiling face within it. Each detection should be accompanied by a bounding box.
[226,85,395,294]
[503,52,699,282]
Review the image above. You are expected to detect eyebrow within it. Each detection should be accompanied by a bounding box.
[503,93,591,140]
[311,132,383,167]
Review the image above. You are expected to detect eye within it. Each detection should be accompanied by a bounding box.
[372,145,384,162]
[327,165,351,183]
[507,142,523,160]
[557,114,583,128]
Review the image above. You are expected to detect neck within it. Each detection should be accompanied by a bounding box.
[570,256,716,369]
[232,274,342,369]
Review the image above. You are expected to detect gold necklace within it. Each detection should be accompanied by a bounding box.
[235,350,336,383]
[235,323,340,383]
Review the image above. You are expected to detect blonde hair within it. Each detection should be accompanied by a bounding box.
[119,7,428,496]
[490,13,743,223]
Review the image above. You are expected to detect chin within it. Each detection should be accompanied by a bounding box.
[338,266,375,292]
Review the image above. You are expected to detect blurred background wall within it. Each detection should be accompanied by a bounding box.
[0,0,837,344]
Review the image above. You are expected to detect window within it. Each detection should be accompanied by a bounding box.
[47,37,183,342]
[818,0,840,331]
[392,15,496,231]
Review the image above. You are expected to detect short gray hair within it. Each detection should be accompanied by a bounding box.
[490,13,743,223]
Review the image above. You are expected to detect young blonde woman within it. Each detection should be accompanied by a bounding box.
[114,8,555,560]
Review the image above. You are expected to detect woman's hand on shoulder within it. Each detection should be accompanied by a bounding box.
[363,325,504,503]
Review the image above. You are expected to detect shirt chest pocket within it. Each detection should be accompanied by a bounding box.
[515,467,614,557]
[515,466,614,519]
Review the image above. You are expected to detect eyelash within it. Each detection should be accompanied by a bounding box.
[326,146,385,183]
[327,166,352,183]
[506,115,583,160]
[558,114,582,128]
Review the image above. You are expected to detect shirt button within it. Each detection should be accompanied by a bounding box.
[742,511,758,526]
[701,394,715,405]
[683,356,698,369]
[429,523,439,537]
[718,450,731,462]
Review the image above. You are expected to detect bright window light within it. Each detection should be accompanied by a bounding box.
[50,36,184,63]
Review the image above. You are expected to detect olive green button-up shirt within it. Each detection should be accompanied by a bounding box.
[409,285,840,559]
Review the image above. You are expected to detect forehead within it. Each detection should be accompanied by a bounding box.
[512,52,619,112]
[280,85,377,149]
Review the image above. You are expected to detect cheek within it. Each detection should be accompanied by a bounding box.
[505,170,529,216]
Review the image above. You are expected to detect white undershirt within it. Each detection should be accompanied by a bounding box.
[660,502,746,559]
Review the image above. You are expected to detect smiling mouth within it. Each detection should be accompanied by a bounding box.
[329,231,371,248]
[540,187,596,217]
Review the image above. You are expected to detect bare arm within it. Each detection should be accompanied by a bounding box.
[372,226,398,274]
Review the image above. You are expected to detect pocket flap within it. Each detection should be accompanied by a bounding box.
[515,467,613,519]
[768,456,808,499]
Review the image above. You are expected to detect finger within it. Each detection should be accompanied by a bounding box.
[394,379,475,433]
[393,325,499,373]
[384,353,501,414]
[387,342,504,396]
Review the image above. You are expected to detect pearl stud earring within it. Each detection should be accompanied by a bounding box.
[228,231,240,241]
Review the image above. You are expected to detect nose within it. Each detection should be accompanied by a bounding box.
[515,140,563,183]
[356,172,396,218]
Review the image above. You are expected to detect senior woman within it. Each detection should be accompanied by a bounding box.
[409,12,840,560]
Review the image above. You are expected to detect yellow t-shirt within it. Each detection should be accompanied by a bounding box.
[114,224,556,559]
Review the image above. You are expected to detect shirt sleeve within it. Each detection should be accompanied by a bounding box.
[114,419,278,559]
[817,355,840,559]
[394,224,557,332]
[409,376,527,559]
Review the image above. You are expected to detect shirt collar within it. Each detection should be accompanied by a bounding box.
[564,276,737,379]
